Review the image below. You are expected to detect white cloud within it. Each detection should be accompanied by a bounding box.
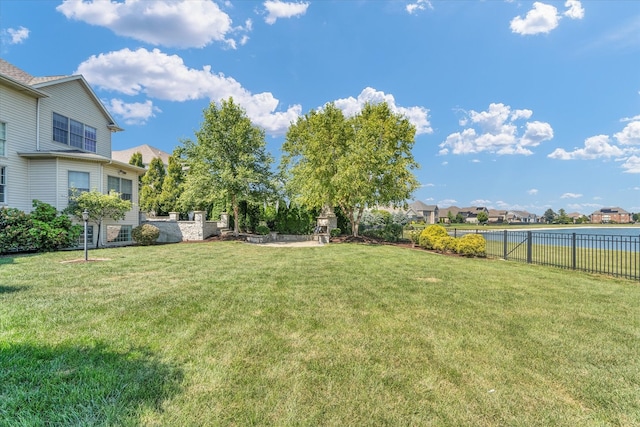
[333,87,432,135]
[621,114,640,122]
[528,188,539,195]
[510,2,559,35]
[5,26,30,44]
[560,192,582,199]
[106,99,160,125]
[563,0,584,19]
[264,1,309,25]
[471,199,492,206]
[438,199,458,207]
[75,48,301,134]
[548,135,625,160]
[406,0,432,15]
[57,0,243,49]
[439,103,553,155]
[76,48,428,137]
[614,121,640,146]
[621,155,640,173]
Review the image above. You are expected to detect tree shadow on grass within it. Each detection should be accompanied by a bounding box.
[0,286,26,294]
[0,342,183,425]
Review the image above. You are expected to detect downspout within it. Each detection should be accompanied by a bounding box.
[36,98,40,151]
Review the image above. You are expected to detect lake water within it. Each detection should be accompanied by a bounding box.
[474,227,640,252]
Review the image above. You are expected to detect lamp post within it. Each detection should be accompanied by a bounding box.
[82,209,89,261]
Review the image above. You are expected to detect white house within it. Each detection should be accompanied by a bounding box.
[0,58,144,246]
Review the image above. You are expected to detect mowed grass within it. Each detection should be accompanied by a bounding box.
[1,242,639,426]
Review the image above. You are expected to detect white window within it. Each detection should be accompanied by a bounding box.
[53,113,97,153]
[68,171,90,199]
[77,225,94,247]
[0,166,5,204]
[108,176,133,201]
[0,122,6,157]
[107,225,132,243]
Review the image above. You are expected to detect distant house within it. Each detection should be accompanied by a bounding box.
[440,206,488,224]
[506,210,537,223]
[112,144,171,168]
[487,209,507,223]
[0,58,144,246]
[408,201,439,224]
[590,207,632,224]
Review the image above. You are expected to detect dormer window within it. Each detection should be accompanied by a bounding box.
[53,112,97,153]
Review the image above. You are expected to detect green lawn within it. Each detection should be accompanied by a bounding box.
[1,242,639,426]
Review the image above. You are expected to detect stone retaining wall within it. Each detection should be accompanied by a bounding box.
[143,211,223,243]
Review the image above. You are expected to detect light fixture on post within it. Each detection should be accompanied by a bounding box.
[82,209,89,261]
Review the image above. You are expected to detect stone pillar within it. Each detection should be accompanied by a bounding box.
[194,211,206,240]
[219,212,229,229]
[169,212,179,221]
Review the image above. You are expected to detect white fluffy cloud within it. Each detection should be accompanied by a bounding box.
[333,87,432,135]
[439,103,553,155]
[264,1,309,25]
[510,1,584,35]
[560,192,582,199]
[57,0,244,49]
[76,48,429,136]
[510,2,559,35]
[548,120,640,173]
[564,0,585,19]
[548,135,625,160]
[621,155,640,173]
[614,121,640,146]
[76,48,301,134]
[5,26,30,44]
[107,99,161,125]
[406,0,432,15]
[528,188,539,195]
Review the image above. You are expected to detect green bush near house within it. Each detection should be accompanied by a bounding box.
[0,201,80,254]
[330,227,342,237]
[132,224,160,246]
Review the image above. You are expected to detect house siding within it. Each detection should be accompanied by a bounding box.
[0,82,38,210]
[1,60,143,247]
[27,159,58,209]
[36,80,112,158]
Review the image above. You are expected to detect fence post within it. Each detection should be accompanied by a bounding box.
[527,231,532,264]
[503,230,508,260]
[572,233,577,270]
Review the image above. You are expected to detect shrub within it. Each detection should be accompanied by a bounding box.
[132,224,160,246]
[456,233,486,257]
[409,229,421,245]
[433,235,458,253]
[330,228,341,237]
[418,225,449,250]
[255,224,270,235]
[0,201,80,254]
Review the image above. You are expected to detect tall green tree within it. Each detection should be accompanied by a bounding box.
[128,152,143,168]
[140,157,166,216]
[180,98,273,236]
[65,190,131,248]
[282,102,419,236]
[159,151,185,214]
[543,208,556,224]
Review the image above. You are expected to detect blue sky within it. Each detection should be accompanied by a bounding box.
[2,0,639,215]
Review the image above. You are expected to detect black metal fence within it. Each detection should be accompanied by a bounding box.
[453,229,640,281]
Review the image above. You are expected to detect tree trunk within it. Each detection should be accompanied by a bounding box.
[95,221,101,249]
[232,195,240,237]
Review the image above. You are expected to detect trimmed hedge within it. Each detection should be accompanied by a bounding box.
[132,224,160,246]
